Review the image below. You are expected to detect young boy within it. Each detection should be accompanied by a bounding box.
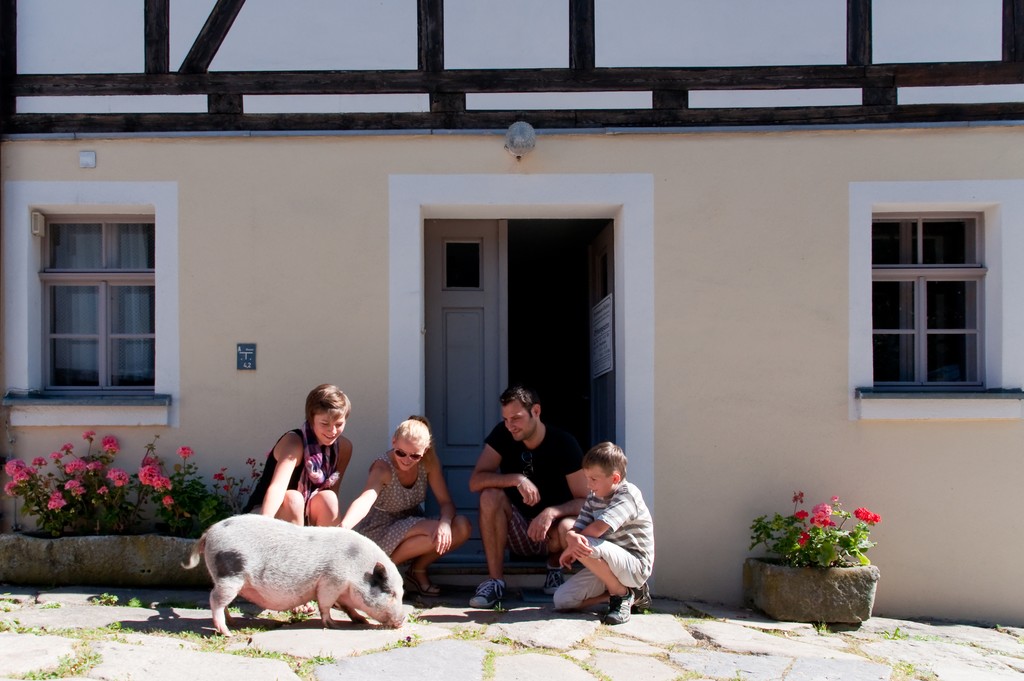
[553,442,655,624]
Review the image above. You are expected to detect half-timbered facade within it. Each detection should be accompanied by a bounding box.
[2,0,1024,625]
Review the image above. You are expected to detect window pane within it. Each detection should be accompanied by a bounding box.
[872,281,914,330]
[50,223,102,269]
[873,333,916,382]
[51,286,99,334]
[927,280,976,329]
[111,339,155,387]
[923,220,973,264]
[872,221,900,264]
[927,334,977,383]
[113,223,155,269]
[110,286,155,334]
[445,241,481,288]
[51,339,99,386]
[872,220,916,265]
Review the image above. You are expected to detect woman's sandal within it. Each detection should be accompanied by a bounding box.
[404,568,441,596]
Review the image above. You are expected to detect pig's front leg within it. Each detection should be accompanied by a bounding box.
[338,604,368,625]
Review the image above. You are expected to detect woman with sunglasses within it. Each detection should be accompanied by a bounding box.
[340,416,471,596]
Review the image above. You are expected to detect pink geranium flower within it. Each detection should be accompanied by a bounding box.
[177,446,194,460]
[47,492,67,510]
[107,468,130,487]
[82,430,96,441]
[64,459,87,475]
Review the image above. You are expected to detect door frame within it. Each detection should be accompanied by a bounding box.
[388,173,655,509]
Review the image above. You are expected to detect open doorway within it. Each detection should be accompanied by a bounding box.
[424,218,612,560]
[506,219,609,450]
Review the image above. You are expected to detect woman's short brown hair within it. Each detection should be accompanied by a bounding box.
[304,384,351,424]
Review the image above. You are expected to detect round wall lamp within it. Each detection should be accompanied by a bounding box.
[504,121,536,160]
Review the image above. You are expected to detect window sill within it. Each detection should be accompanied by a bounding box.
[2,392,172,427]
[855,388,1024,420]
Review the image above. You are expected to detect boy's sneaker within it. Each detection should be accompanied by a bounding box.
[543,568,565,595]
[469,578,505,608]
[603,590,634,625]
[631,582,652,613]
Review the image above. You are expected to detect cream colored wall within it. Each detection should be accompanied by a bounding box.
[3,124,1024,625]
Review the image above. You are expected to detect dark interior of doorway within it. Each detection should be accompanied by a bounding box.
[507,219,607,452]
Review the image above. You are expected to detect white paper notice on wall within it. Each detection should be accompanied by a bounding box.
[591,294,613,379]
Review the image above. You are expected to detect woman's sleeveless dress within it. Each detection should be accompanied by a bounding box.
[353,455,429,556]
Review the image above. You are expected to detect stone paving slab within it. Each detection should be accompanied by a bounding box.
[0,631,77,677]
[486,615,599,650]
[785,657,892,681]
[859,616,1024,656]
[589,650,688,681]
[669,649,793,681]
[690,619,864,659]
[35,586,212,609]
[862,638,1024,680]
[243,619,450,658]
[688,600,818,632]
[589,632,667,655]
[316,640,486,681]
[615,611,697,645]
[491,651,596,681]
[88,639,301,681]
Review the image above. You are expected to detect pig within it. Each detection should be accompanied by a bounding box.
[183,514,405,635]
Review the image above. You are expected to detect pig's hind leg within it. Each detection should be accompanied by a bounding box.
[210,577,245,636]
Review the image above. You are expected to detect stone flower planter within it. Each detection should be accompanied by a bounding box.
[742,557,880,624]
[0,533,211,588]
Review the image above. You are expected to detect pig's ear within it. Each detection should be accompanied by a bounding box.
[370,562,391,590]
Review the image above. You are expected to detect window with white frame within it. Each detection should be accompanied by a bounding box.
[42,217,155,392]
[871,214,984,388]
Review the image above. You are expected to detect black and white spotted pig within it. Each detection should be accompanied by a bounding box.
[183,514,405,635]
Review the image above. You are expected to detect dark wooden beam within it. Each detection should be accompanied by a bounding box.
[418,0,443,72]
[1005,0,1024,61]
[208,93,242,114]
[179,0,246,74]
[14,62,1023,99]
[570,0,595,71]
[7,100,1024,135]
[145,0,170,74]
[847,0,872,66]
[0,0,17,124]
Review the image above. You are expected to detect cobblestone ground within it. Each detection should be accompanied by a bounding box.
[0,585,1022,681]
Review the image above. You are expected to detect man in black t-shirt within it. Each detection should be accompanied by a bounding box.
[467,385,587,608]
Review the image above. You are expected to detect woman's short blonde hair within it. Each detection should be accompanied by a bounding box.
[394,416,436,465]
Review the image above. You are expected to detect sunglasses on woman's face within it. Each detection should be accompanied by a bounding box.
[394,447,424,461]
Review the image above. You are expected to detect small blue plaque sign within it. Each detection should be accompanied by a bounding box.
[236,343,256,371]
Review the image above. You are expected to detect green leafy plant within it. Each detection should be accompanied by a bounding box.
[749,491,881,568]
[142,440,233,538]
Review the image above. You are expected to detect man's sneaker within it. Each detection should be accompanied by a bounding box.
[631,582,652,613]
[603,590,634,625]
[543,568,565,595]
[469,578,505,608]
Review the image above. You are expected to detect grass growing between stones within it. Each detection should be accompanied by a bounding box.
[20,641,101,679]
[563,655,612,681]
[481,650,497,680]
[891,660,939,681]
